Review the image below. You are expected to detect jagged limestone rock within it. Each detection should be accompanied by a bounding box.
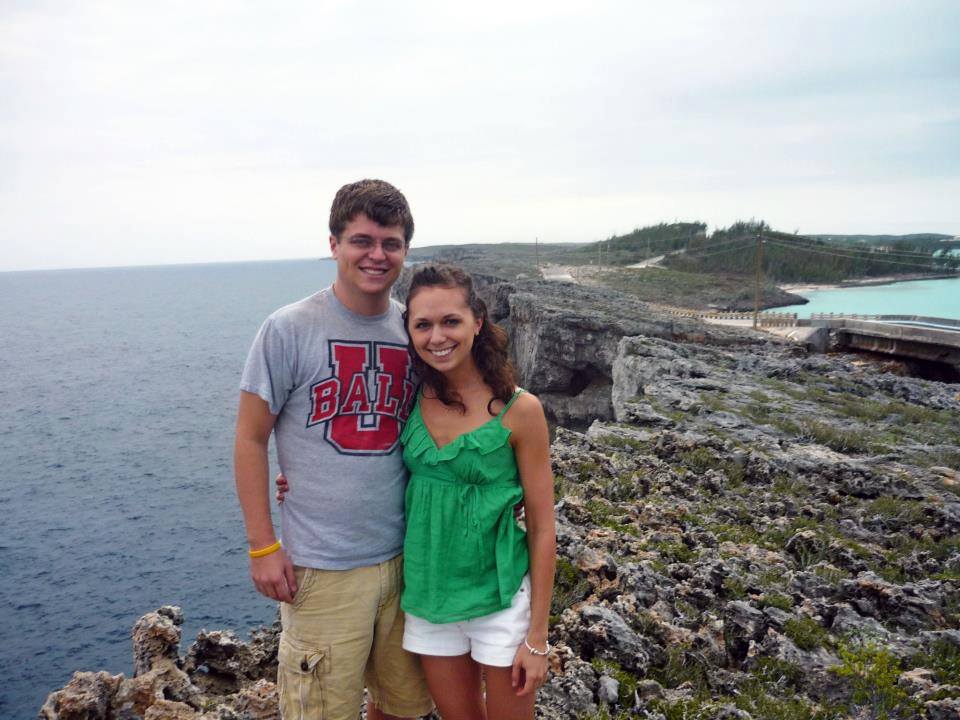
[133,606,183,676]
[723,601,767,667]
[39,671,123,720]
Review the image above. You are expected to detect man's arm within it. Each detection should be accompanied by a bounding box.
[234,390,297,603]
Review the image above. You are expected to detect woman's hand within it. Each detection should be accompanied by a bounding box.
[511,642,549,696]
[275,472,289,504]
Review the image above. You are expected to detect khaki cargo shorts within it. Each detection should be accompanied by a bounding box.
[278,554,433,720]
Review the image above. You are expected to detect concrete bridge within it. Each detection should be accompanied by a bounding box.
[809,314,960,370]
[650,306,960,371]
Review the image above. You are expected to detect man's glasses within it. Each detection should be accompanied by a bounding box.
[346,236,406,254]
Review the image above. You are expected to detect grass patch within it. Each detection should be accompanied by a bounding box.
[758,592,794,611]
[647,643,712,695]
[551,558,590,622]
[771,417,886,454]
[751,657,805,689]
[553,475,572,502]
[576,460,601,480]
[758,517,822,550]
[744,402,774,424]
[735,669,826,720]
[677,446,747,486]
[709,521,763,546]
[646,540,695,564]
[866,496,927,524]
[783,616,830,651]
[699,392,730,413]
[917,447,960,472]
[909,639,960,687]
[584,498,639,536]
[813,564,848,584]
[722,576,749,600]
[593,433,652,452]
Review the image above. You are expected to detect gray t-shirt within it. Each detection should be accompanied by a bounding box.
[240,287,415,570]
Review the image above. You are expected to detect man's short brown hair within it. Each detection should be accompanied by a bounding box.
[329,179,414,245]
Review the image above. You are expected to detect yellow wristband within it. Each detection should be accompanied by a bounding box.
[249,540,282,558]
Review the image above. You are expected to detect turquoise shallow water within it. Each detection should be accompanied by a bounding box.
[780,276,960,320]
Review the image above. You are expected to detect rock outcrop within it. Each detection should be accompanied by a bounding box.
[484,278,755,428]
[40,608,280,720]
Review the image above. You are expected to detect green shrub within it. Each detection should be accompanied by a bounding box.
[831,640,916,720]
[648,643,712,695]
[722,576,748,600]
[758,592,794,611]
[648,540,695,564]
[783,616,829,651]
[910,639,960,686]
[552,558,589,619]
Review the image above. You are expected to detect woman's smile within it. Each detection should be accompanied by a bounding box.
[428,345,456,358]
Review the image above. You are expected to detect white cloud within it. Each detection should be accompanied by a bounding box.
[1,0,958,270]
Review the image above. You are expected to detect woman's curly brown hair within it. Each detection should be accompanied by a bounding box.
[404,264,516,414]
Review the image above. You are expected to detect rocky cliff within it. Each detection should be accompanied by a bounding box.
[41,280,960,719]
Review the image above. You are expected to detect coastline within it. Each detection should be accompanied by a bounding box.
[780,272,960,296]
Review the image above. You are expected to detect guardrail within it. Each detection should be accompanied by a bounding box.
[653,305,798,327]
[810,313,960,329]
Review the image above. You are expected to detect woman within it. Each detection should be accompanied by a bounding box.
[398,264,556,719]
[281,264,556,719]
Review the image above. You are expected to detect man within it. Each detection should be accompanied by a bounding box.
[234,179,432,720]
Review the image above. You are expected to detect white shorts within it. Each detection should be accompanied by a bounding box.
[402,575,531,667]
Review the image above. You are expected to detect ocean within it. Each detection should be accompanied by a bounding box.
[0,259,337,718]
[780,275,960,320]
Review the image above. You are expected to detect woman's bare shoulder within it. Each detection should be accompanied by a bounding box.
[513,389,543,413]
[507,389,547,429]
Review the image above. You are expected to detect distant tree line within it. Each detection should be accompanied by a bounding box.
[565,222,707,265]
[596,220,959,283]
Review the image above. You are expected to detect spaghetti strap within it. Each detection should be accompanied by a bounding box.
[496,388,524,419]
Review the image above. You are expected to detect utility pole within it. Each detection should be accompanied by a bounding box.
[753,228,765,329]
[535,236,540,272]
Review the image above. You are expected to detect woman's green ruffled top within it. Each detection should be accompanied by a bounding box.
[400,389,529,623]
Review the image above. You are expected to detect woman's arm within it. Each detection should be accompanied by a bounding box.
[508,392,557,696]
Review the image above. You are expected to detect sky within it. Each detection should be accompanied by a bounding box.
[1,0,958,272]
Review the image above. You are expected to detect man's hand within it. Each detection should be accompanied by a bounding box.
[250,547,298,603]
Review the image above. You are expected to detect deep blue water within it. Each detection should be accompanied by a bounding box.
[0,259,336,718]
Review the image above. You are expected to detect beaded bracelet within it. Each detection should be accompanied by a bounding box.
[249,540,282,558]
[524,638,551,656]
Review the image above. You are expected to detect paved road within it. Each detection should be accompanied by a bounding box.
[626,255,665,269]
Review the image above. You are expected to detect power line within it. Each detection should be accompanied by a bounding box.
[594,230,706,253]
[679,239,757,259]
[763,239,956,272]
[775,233,952,260]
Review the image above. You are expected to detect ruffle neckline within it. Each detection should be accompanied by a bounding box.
[402,403,512,465]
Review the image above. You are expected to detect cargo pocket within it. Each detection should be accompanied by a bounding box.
[277,634,330,720]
